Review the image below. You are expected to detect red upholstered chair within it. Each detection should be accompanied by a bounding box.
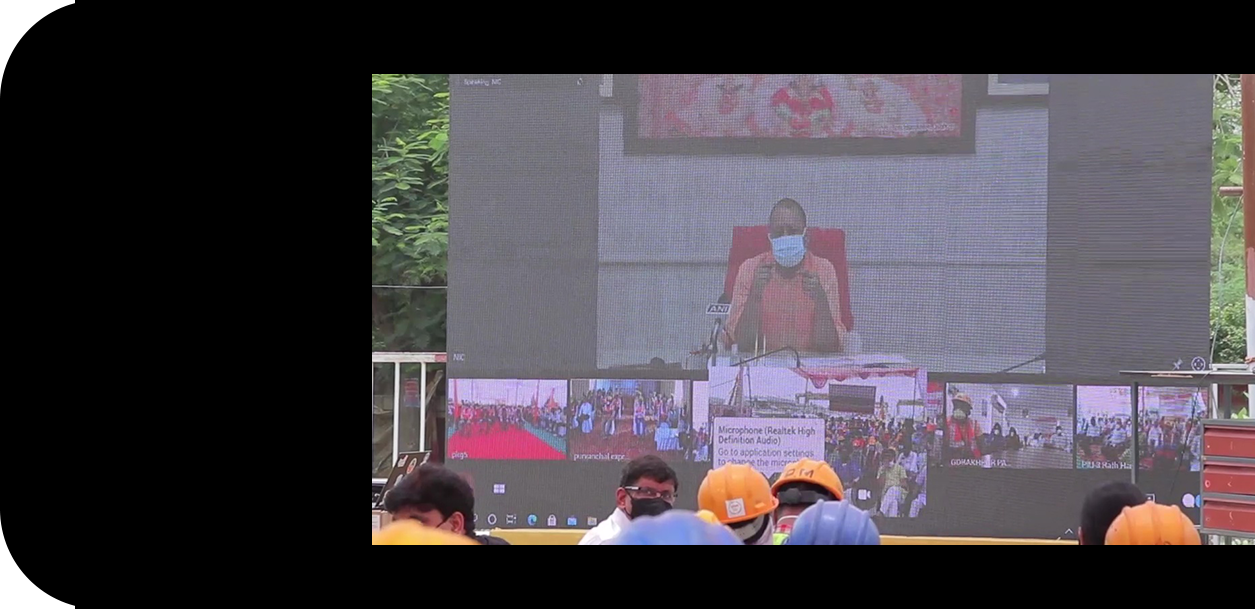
[722,226,855,331]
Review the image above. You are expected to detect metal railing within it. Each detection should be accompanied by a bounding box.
[373,352,446,469]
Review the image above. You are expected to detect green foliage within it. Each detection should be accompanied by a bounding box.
[1211,74,1245,363]
[372,74,449,351]
[1211,298,1245,364]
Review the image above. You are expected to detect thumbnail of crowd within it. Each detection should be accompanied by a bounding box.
[820,413,936,518]
[569,386,702,462]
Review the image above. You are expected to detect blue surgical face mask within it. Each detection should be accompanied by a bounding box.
[770,234,806,268]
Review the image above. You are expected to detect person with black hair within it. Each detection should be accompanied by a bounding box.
[986,422,1006,454]
[383,462,509,545]
[1078,481,1145,545]
[724,198,847,354]
[1006,426,1022,451]
[578,455,679,545]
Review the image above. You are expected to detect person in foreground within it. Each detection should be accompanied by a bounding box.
[725,198,847,354]
[1104,502,1201,545]
[698,463,779,545]
[784,500,881,545]
[1078,481,1145,545]
[383,462,510,545]
[769,458,845,545]
[373,519,481,545]
[579,455,678,545]
[610,510,742,546]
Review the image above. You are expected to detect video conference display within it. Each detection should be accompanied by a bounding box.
[446,74,1213,538]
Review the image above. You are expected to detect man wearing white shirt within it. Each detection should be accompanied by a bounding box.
[578,455,679,545]
[1107,421,1128,447]
[1148,422,1162,452]
[578,398,595,435]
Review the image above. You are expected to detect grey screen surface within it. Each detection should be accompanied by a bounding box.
[445,74,1211,539]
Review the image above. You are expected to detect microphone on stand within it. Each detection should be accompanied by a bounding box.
[706,293,731,367]
[709,318,723,367]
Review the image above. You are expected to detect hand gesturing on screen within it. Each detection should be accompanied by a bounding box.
[751,263,774,297]
[801,271,825,303]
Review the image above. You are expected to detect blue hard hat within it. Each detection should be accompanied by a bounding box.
[611,511,743,546]
[784,500,880,545]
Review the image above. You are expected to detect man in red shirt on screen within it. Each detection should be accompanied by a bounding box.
[947,393,982,460]
[725,198,846,354]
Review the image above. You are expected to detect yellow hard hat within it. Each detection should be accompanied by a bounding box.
[372,520,480,545]
[694,510,722,525]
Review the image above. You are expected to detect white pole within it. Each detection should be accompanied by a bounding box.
[420,362,428,452]
[393,362,401,464]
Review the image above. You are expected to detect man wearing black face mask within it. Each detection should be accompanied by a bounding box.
[578,455,678,545]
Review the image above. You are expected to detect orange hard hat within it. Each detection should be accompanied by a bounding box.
[372,520,480,546]
[698,463,779,524]
[772,458,844,501]
[1104,502,1201,546]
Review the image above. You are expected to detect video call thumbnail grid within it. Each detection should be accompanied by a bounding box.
[446,379,1211,471]
[444,376,1206,534]
[942,383,1208,473]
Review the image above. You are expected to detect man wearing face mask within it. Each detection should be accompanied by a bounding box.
[725,198,846,354]
[947,393,983,461]
[578,455,679,545]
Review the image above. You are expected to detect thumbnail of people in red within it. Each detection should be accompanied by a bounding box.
[1139,413,1202,472]
[446,380,568,461]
